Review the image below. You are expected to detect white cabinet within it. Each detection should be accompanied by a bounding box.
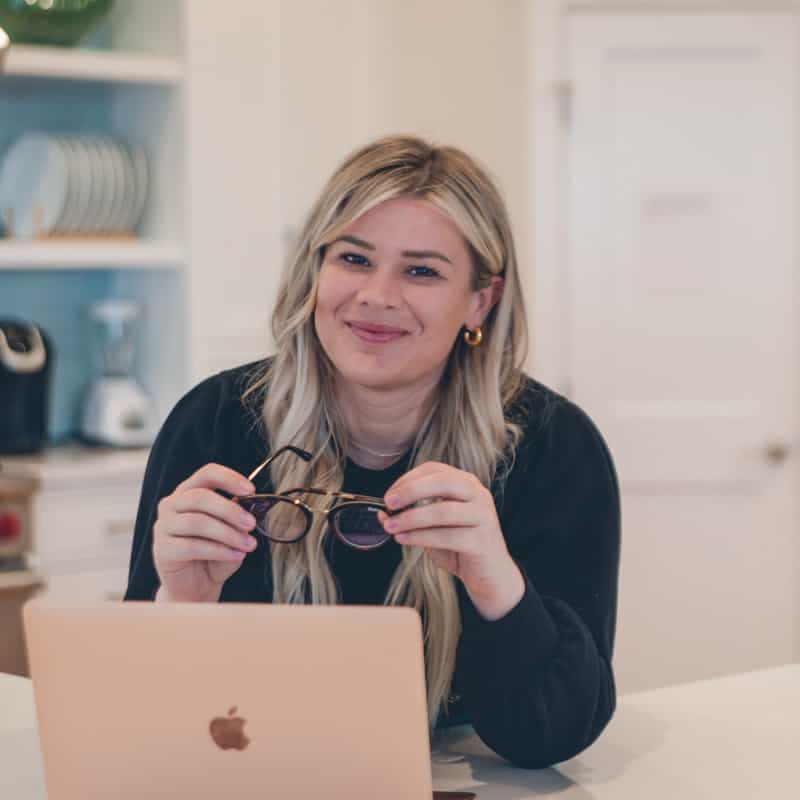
[33,486,138,572]
[0,446,147,601]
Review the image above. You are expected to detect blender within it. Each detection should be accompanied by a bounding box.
[80,299,154,448]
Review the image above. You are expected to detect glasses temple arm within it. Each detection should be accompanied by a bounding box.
[246,445,313,484]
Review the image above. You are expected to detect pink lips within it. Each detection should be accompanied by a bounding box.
[347,322,408,344]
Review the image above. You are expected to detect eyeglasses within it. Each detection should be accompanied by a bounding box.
[232,445,393,550]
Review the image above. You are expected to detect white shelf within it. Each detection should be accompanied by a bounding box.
[0,239,185,269]
[1,44,182,86]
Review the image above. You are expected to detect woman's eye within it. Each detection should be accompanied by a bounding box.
[340,252,370,267]
[407,265,441,279]
[336,253,440,278]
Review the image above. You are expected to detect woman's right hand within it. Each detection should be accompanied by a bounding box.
[152,464,258,602]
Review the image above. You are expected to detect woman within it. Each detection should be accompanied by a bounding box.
[125,135,620,769]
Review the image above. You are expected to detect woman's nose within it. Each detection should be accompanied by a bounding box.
[355,269,400,308]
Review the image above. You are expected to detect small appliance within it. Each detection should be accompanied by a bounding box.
[80,299,153,448]
[0,319,52,454]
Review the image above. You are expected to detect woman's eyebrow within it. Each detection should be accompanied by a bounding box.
[331,235,375,250]
[402,249,452,265]
[330,235,453,264]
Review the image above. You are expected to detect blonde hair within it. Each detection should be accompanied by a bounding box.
[243,135,528,724]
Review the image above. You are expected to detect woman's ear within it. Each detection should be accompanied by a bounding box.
[467,276,505,328]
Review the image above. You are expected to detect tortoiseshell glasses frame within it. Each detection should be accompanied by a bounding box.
[232,445,393,550]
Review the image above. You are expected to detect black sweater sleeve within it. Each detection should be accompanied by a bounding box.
[453,394,621,769]
[124,377,223,600]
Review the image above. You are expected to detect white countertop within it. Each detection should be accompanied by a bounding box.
[2,664,798,799]
[0,444,149,489]
[433,663,800,798]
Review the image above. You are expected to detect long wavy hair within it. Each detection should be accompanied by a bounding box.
[243,135,529,724]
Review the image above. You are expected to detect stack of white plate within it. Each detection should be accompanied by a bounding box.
[0,131,149,239]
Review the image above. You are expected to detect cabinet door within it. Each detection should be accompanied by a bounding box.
[184,1,282,381]
[39,567,130,602]
[567,11,800,689]
[32,486,138,573]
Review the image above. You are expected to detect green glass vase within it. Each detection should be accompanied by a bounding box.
[0,0,114,48]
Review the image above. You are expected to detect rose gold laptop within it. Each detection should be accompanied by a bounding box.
[23,599,433,799]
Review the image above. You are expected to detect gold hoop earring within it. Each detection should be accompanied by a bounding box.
[463,327,483,347]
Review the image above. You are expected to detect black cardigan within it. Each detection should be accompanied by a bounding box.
[124,360,621,769]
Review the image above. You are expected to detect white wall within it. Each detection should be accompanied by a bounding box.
[274,0,533,362]
[187,1,532,378]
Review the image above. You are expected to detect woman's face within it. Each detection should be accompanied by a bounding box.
[314,196,502,392]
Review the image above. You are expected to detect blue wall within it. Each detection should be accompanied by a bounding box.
[1,58,119,440]
[0,270,116,441]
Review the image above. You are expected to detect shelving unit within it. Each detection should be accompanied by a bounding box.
[0,0,299,589]
[1,43,183,85]
[0,1,188,604]
[0,0,188,439]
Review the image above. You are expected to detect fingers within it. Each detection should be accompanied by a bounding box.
[390,526,474,551]
[156,535,250,564]
[385,466,484,511]
[153,464,262,599]
[158,511,257,554]
[153,463,260,573]
[379,501,478,534]
[379,463,495,556]
[171,488,256,533]
[176,463,255,496]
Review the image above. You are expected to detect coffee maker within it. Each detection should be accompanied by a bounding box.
[0,320,52,454]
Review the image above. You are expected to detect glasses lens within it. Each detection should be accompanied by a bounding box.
[332,503,390,549]
[237,496,308,542]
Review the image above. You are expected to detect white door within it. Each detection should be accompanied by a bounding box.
[567,11,800,691]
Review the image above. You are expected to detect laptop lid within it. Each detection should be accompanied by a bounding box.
[23,599,433,800]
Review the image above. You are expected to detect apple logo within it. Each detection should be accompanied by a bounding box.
[209,706,250,751]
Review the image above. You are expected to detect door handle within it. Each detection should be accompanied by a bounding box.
[763,442,791,465]
[104,519,135,537]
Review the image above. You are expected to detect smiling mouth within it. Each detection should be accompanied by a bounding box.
[346,322,409,344]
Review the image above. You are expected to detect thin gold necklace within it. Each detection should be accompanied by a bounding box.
[349,438,409,459]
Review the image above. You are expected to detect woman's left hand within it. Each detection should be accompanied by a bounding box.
[379,461,525,621]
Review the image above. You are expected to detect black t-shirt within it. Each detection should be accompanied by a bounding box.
[125,360,621,769]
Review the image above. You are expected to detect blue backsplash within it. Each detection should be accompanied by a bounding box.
[0,270,116,441]
[1,60,124,440]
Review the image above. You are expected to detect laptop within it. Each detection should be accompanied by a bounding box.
[23,599,434,799]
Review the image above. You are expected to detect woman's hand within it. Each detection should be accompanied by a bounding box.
[379,462,525,621]
[152,464,258,603]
